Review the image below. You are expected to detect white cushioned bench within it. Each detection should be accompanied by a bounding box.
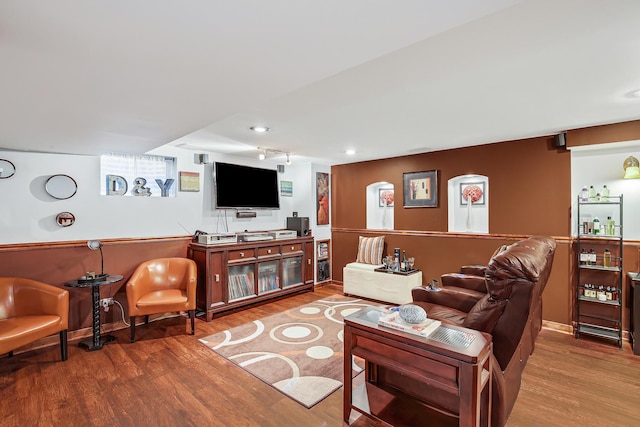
[343,262,422,305]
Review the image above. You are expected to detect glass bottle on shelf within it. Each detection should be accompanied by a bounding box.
[603,249,612,268]
[580,248,588,265]
[593,217,600,235]
[601,185,610,202]
[580,185,589,202]
[588,185,596,202]
[607,216,615,236]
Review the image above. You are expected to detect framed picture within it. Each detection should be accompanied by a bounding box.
[280,180,293,197]
[379,189,394,207]
[179,171,200,192]
[460,182,485,205]
[316,172,329,225]
[403,170,438,208]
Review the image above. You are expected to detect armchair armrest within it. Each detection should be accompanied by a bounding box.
[460,265,487,276]
[441,273,487,293]
[411,286,483,313]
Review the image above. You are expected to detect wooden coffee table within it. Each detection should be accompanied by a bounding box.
[343,306,492,427]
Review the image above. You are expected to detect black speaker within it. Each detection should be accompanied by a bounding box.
[287,217,309,237]
[555,132,566,148]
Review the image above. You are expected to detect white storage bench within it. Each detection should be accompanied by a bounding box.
[342,262,423,305]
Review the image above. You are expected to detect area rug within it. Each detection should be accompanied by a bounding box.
[198,295,376,408]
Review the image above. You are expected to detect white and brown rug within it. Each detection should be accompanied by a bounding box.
[199,294,376,408]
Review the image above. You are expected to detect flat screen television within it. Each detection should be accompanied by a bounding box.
[213,162,280,209]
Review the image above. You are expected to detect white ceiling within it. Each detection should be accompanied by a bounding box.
[1,0,639,165]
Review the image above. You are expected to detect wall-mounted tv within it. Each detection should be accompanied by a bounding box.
[213,162,280,209]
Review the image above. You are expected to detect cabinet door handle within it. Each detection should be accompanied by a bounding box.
[239,252,244,257]
[308,259,311,265]
[291,246,295,250]
[214,274,220,282]
[267,249,272,254]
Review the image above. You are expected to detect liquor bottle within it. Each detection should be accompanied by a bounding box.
[605,286,613,301]
[580,248,587,265]
[393,248,400,271]
[588,185,596,202]
[588,248,596,266]
[401,250,407,271]
[601,185,610,202]
[603,249,611,268]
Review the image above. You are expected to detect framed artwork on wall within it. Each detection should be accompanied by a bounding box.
[379,189,394,207]
[280,180,293,197]
[179,171,200,192]
[460,182,485,205]
[403,170,438,208]
[316,172,329,225]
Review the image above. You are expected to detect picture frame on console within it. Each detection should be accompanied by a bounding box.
[403,170,438,208]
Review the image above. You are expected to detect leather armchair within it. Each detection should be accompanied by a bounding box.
[0,277,69,361]
[440,244,510,293]
[410,236,556,427]
[126,258,197,343]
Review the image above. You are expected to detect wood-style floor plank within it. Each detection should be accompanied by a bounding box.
[2,284,639,426]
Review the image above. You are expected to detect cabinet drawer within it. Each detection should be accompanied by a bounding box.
[282,243,302,254]
[258,246,280,257]
[228,248,256,261]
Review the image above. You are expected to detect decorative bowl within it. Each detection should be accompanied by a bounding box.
[398,304,427,324]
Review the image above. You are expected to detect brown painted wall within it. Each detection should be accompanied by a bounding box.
[0,238,190,330]
[330,127,639,328]
[332,136,572,235]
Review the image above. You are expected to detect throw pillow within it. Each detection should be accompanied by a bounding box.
[356,236,384,265]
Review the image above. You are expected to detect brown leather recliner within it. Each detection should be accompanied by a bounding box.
[410,236,556,427]
[0,277,69,361]
[440,243,510,293]
[126,258,197,343]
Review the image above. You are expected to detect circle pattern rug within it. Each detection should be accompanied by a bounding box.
[199,295,375,408]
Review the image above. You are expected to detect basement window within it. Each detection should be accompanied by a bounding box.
[100,153,177,197]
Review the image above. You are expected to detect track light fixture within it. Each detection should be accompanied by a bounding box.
[257,147,292,164]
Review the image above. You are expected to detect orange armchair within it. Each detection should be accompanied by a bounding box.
[0,277,69,361]
[126,258,197,343]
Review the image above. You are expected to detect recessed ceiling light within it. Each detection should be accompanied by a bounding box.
[345,149,356,155]
[630,89,640,98]
[250,126,270,133]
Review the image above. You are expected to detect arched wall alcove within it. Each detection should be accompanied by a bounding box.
[366,181,394,230]
[447,174,489,233]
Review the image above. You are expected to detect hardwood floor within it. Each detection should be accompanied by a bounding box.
[2,283,640,426]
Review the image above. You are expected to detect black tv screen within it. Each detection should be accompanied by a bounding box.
[214,162,280,209]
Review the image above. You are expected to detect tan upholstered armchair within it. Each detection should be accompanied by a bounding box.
[0,277,69,361]
[126,258,197,343]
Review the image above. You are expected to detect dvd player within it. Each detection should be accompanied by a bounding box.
[268,230,298,240]
[198,233,237,245]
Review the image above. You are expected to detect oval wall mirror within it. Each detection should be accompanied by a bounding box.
[0,159,16,179]
[45,174,78,199]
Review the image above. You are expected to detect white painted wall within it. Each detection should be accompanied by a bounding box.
[570,141,640,239]
[0,147,324,244]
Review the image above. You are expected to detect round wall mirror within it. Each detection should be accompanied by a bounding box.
[45,174,78,199]
[0,159,16,179]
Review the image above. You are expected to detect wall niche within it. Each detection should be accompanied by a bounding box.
[366,181,394,230]
[447,174,489,234]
